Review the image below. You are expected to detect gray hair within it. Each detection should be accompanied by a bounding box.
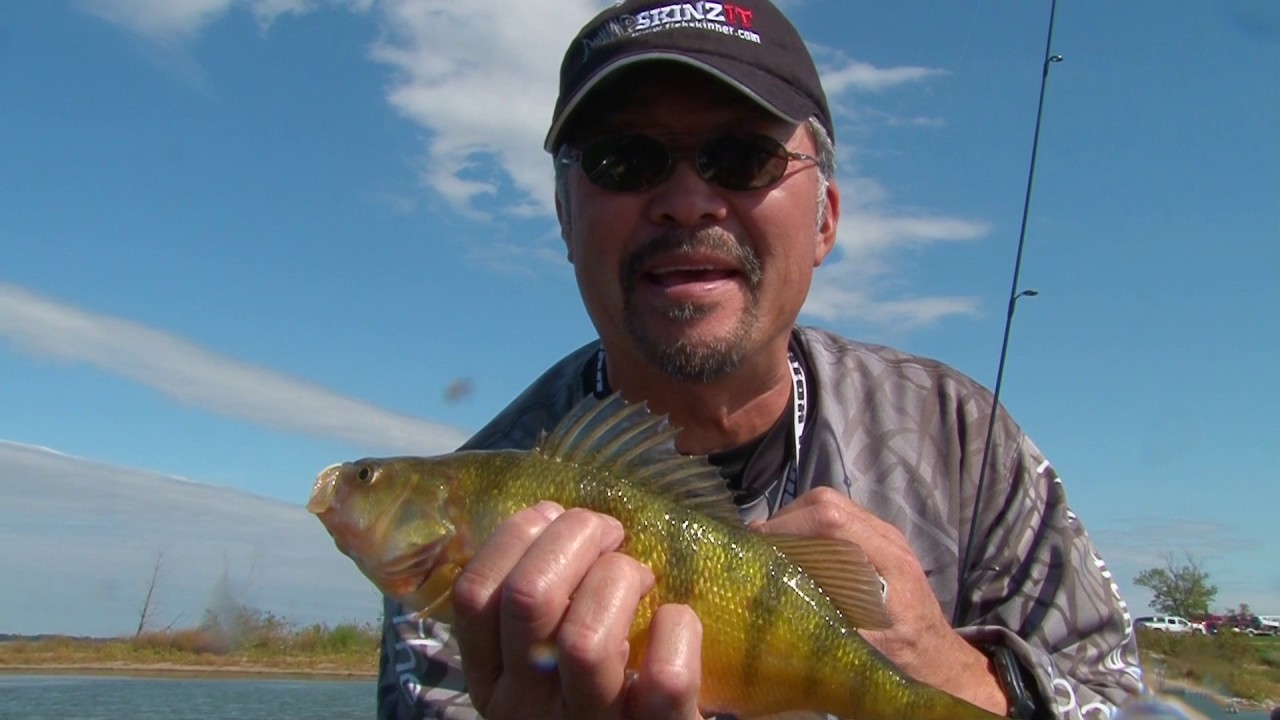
[554,117,836,229]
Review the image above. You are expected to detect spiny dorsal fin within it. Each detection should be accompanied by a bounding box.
[768,535,892,631]
[537,393,742,527]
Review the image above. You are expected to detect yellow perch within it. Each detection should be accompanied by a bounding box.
[309,393,1004,720]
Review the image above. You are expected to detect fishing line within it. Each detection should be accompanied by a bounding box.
[959,0,1063,612]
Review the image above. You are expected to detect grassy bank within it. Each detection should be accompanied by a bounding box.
[1138,628,1280,705]
[0,614,380,677]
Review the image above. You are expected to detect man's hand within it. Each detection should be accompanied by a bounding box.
[450,501,704,720]
[754,487,1007,715]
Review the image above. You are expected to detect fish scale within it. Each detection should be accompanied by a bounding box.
[309,393,1005,720]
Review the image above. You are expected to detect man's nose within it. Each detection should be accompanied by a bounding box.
[645,159,730,228]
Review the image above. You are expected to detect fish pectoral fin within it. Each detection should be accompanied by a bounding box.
[404,561,464,624]
[767,534,892,631]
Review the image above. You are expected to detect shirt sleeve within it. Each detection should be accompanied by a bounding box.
[958,433,1144,719]
[377,596,481,720]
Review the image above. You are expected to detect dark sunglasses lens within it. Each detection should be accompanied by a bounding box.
[699,135,789,190]
[580,135,670,191]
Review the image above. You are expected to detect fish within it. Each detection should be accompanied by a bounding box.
[308,393,1005,720]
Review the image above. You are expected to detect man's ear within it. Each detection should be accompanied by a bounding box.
[815,179,840,266]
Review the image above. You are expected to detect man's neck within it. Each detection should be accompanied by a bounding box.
[602,345,796,456]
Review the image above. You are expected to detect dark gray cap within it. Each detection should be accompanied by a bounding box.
[545,0,832,151]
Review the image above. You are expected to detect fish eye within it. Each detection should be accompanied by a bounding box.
[355,464,373,484]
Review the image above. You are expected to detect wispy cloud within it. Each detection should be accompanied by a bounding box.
[1088,516,1279,614]
[819,58,949,95]
[0,441,378,636]
[1093,516,1250,569]
[0,284,469,454]
[803,175,989,325]
[77,0,358,44]
[79,0,237,45]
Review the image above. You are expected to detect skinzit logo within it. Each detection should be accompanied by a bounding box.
[632,2,755,33]
[583,2,763,57]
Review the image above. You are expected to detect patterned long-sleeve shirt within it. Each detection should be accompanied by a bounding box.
[376,326,1143,719]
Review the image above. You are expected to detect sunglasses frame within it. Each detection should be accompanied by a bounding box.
[559,132,819,193]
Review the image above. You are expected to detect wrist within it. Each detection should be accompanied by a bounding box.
[905,633,1007,715]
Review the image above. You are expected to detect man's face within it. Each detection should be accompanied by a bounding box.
[557,66,839,383]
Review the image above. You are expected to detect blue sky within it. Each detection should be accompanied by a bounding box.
[1,0,1277,636]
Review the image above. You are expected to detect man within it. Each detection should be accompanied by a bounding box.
[378,1,1142,718]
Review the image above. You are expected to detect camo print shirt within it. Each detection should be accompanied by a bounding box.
[376,327,1144,719]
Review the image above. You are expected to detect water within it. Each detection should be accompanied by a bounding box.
[1,673,1275,720]
[0,674,371,720]
[1169,687,1276,720]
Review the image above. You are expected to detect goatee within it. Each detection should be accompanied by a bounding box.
[621,229,762,383]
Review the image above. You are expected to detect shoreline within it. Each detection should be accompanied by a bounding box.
[0,662,375,681]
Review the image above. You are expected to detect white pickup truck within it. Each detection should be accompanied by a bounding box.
[1253,615,1280,635]
[1135,615,1201,633]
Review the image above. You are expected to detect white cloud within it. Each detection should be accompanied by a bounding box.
[786,48,981,326]
[0,441,380,637]
[802,174,990,325]
[366,0,599,216]
[78,0,365,42]
[820,58,948,95]
[79,0,236,44]
[245,0,326,31]
[0,284,469,455]
[802,280,981,328]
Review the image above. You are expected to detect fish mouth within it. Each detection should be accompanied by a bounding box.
[307,463,344,514]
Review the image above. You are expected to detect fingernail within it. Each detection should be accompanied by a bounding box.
[532,500,565,521]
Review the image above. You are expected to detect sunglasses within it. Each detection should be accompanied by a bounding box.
[560,133,819,192]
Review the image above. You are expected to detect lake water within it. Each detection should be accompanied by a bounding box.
[0,673,1275,720]
[0,674,370,719]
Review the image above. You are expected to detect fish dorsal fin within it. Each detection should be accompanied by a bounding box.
[537,393,742,526]
[767,535,892,631]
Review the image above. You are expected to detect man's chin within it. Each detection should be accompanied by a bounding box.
[628,319,752,383]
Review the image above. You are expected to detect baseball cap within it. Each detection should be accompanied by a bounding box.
[545,0,832,152]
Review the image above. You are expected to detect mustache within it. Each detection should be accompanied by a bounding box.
[622,229,763,289]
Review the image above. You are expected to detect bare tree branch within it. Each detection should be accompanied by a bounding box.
[134,548,166,637]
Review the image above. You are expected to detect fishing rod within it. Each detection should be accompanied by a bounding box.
[959,0,1063,600]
